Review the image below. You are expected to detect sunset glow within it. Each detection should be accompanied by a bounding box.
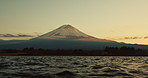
[0,0,148,44]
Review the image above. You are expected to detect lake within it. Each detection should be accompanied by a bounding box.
[0,56,147,78]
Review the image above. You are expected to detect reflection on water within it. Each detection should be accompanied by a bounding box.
[0,56,147,78]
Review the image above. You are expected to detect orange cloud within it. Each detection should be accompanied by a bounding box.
[119,25,131,29]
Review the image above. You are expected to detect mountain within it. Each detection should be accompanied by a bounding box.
[0,25,148,50]
[35,25,111,42]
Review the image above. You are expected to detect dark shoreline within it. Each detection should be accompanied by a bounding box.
[0,46,148,56]
[0,52,147,56]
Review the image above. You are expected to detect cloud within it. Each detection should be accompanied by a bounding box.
[144,36,148,39]
[124,37,143,39]
[17,34,34,37]
[112,24,132,29]
[32,32,42,36]
[0,34,16,37]
[119,25,131,29]
[111,36,148,40]
[0,34,34,37]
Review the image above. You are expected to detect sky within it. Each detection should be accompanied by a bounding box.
[0,0,148,44]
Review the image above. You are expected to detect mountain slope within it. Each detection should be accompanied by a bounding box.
[0,39,148,50]
[36,25,111,42]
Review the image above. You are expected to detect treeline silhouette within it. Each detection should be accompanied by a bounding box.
[104,46,146,55]
[0,46,147,56]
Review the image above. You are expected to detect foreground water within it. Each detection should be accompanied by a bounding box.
[0,56,147,78]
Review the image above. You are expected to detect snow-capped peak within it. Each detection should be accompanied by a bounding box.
[58,24,75,29]
[36,25,111,42]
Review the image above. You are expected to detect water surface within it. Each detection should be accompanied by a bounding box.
[0,56,147,78]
